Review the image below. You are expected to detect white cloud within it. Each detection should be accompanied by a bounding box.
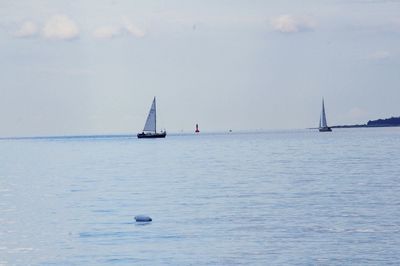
[122,17,145,38]
[92,26,121,39]
[271,15,316,33]
[368,50,391,60]
[92,18,145,40]
[42,15,79,40]
[14,21,38,38]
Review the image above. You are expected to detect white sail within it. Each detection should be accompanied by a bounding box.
[143,97,156,132]
[320,99,328,128]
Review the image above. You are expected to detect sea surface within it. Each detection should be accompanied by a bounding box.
[1,128,400,265]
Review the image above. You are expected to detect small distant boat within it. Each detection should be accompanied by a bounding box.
[319,98,332,132]
[137,97,166,138]
[195,123,200,133]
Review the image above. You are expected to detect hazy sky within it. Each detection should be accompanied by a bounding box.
[1,0,399,137]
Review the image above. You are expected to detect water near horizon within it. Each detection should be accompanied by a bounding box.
[1,128,400,265]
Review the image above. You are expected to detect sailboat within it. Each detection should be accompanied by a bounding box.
[319,98,332,132]
[137,97,167,138]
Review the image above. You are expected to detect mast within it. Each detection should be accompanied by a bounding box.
[322,98,326,127]
[320,98,328,128]
[154,97,156,133]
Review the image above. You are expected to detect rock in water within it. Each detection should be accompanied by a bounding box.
[135,215,152,222]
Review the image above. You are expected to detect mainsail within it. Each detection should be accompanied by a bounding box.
[320,99,328,128]
[143,97,156,132]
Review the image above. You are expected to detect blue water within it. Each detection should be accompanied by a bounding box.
[1,128,400,265]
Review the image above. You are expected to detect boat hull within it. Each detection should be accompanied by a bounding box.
[319,127,332,132]
[137,132,167,138]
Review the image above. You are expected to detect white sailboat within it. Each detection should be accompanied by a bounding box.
[319,98,332,132]
[137,97,166,138]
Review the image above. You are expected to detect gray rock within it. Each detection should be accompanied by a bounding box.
[135,215,152,222]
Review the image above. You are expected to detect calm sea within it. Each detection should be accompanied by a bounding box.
[1,128,400,265]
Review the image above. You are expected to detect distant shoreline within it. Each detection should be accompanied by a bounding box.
[332,124,400,129]
[332,116,400,129]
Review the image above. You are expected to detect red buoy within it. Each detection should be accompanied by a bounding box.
[195,124,200,133]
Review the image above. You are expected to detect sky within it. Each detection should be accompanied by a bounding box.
[0,0,399,137]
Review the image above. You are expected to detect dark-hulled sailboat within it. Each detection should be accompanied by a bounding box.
[319,98,332,132]
[137,97,166,138]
